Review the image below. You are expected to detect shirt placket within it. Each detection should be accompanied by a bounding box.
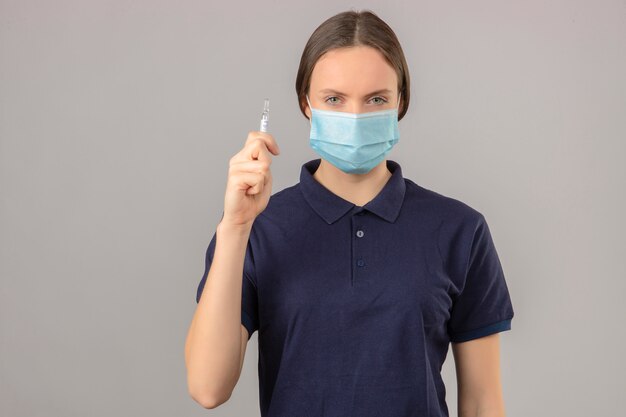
[351,208,368,287]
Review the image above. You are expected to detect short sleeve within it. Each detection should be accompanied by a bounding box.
[195,230,259,340]
[447,214,514,343]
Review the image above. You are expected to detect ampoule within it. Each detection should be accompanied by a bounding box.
[259,98,270,132]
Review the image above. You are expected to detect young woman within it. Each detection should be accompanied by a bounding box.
[185,9,514,417]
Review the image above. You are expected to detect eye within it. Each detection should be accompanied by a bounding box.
[370,96,388,105]
[323,96,389,106]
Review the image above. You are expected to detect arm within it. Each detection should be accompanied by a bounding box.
[451,333,507,417]
[184,221,253,409]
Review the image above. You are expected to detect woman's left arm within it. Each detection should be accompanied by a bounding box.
[451,333,507,417]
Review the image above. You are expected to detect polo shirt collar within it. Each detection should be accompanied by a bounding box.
[299,158,406,224]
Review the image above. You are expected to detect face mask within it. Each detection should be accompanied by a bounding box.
[306,93,401,174]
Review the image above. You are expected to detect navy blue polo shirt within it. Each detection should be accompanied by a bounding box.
[196,158,514,417]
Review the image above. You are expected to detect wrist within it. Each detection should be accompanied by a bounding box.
[217,219,253,237]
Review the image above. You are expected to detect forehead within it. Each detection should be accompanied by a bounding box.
[310,46,397,93]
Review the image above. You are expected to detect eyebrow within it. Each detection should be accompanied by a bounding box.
[319,88,393,96]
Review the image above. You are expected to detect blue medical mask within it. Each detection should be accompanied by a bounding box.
[306,93,401,174]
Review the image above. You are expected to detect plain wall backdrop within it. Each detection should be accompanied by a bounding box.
[1,1,625,416]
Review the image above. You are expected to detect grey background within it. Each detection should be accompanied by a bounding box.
[1,1,625,416]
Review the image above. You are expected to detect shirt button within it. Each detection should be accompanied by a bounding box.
[357,259,365,267]
[356,230,364,238]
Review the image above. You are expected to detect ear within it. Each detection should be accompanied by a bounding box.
[302,98,311,119]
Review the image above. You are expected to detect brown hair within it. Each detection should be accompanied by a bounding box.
[295,9,410,121]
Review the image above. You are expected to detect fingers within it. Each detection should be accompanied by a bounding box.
[229,159,271,195]
[227,130,278,198]
[230,159,271,175]
[245,131,280,156]
[230,131,280,165]
[237,171,265,195]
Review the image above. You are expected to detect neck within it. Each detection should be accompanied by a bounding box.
[313,159,392,207]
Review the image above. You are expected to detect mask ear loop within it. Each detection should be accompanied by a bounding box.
[306,94,312,126]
